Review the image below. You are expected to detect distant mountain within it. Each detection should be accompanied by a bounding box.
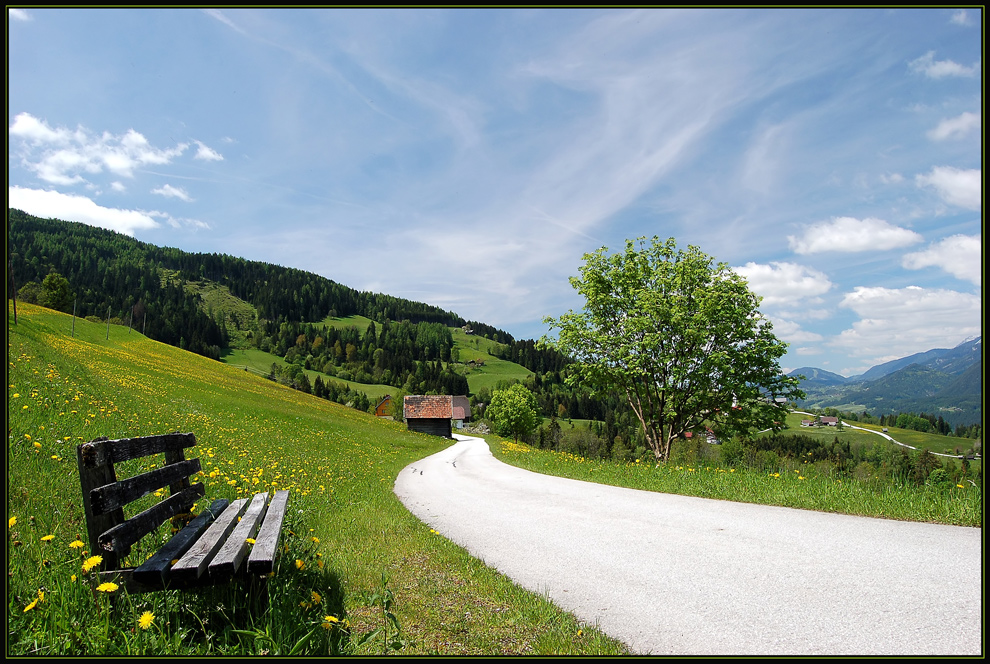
[857,337,982,381]
[788,367,849,387]
[791,337,981,426]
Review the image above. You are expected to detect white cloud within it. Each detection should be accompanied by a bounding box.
[194,141,224,161]
[830,285,982,360]
[927,112,980,141]
[915,166,981,211]
[110,181,127,192]
[8,8,31,21]
[788,217,923,254]
[879,173,904,184]
[950,10,973,26]
[909,51,980,78]
[152,184,194,202]
[902,234,982,286]
[9,112,189,184]
[9,186,160,236]
[766,317,824,345]
[733,262,832,307]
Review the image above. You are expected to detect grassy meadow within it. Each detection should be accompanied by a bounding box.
[7,304,627,656]
[8,303,980,656]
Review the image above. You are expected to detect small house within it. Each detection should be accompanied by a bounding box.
[374,395,391,417]
[820,416,839,427]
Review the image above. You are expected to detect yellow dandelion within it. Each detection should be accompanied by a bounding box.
[69,540,84,549]
[82,555,103,572]
[23,598,39,613]
[295,559,305,570]
[311,536,320,544]
[71,574,77,582]
[138,611,155,630]
[8,516,16,529]
[957,484,965,489]
[41,534,55,542]
[246,538,256,544]
[311,591,322,605]
[96,582,118,593]
[321,615,340,629]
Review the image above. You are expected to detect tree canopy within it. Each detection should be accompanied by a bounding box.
[542,237,803,463]
[486,383,540,443]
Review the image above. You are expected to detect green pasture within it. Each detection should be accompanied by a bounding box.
[7,304,626,656]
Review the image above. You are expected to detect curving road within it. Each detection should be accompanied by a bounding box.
[394,435,982,656]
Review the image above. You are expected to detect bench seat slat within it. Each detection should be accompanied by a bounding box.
[170,498,248,582]
[97,484,205,555]
[132,499,230,586]
[209,492,269,581]
[90,459,201,515]
[247,490,291,575]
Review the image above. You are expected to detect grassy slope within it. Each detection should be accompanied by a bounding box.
[7,304,626,656]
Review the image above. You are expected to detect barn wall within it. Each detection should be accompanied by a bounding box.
[407,418,452,438]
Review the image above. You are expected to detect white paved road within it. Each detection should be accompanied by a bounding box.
[394,435,982,656]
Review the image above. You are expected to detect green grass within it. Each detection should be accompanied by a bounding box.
[7,304,627,656]
[487,437,981,527]
[318,314,376,336]
[220,348,393,402]
[783,411,982,461]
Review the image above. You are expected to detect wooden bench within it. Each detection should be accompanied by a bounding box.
[77,432,290,593]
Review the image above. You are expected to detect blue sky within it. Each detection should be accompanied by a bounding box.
[8,8,982,377]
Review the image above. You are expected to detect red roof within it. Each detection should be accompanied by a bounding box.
[404,395,452,419]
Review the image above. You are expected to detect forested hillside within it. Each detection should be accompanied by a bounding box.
[8,209,506,358]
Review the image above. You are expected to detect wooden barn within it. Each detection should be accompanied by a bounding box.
[403,395,471,438]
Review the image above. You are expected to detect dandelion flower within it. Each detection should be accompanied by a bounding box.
[71,574,77,582]
[138,611,155,630]
[41,535,55,542]
[311,591,322,605]
[23,598,38,613]
[322,615,340,629]
[8,516,16,529]
[957,484,965,489]
[82,555,103,572]
[69,540,84,549]
[295,559,305,570]
[96,582,118,593]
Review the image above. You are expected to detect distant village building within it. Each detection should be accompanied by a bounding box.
[820,416,839,427]
[374,395,391,417]
[403,395,471,438]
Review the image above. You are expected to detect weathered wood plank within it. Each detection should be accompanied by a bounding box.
[209,492,269,581]
[80,433,196,467]
[77,438,124,570]
[90,459,201,515]
[96,484,205,555]
[170,498,248,582]
[132,499,229,586]
[247,490,291,575]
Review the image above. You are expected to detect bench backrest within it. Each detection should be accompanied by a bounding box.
[77,433,205,570]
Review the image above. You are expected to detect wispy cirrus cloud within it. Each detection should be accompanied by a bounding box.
[902,234,982,286]
[915,166,981,211]
[788,217,922,254]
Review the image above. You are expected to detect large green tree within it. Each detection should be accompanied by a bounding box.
[542,237,802,463]
[486,383,540,443]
